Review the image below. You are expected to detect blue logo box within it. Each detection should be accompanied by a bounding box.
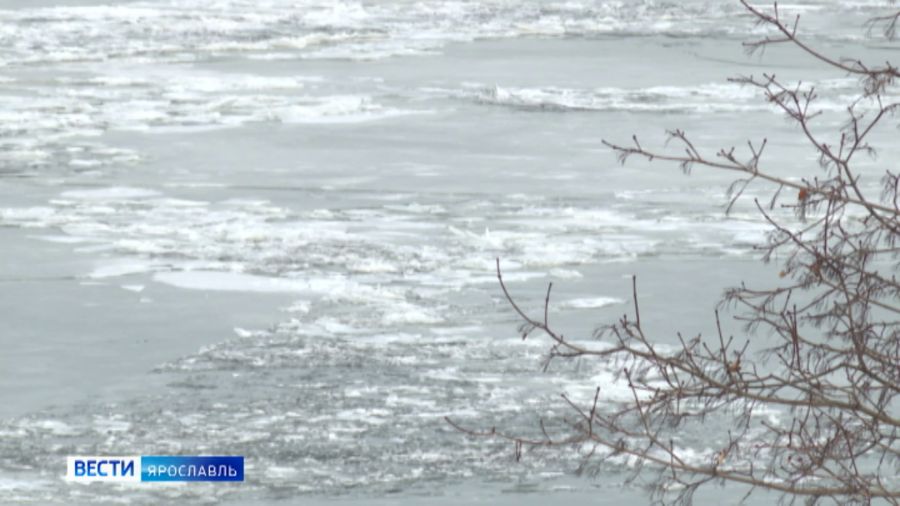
[142,456,244,482]
[66,456,244,482]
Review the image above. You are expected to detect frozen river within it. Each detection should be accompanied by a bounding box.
[0,1,895,504]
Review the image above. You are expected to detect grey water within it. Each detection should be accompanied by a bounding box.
[0,0,896,504]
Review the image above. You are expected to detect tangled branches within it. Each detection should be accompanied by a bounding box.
[448,2,900,504]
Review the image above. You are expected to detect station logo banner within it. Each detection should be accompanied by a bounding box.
[66,456,244,482]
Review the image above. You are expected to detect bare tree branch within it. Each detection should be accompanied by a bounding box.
[449,2,900,505]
